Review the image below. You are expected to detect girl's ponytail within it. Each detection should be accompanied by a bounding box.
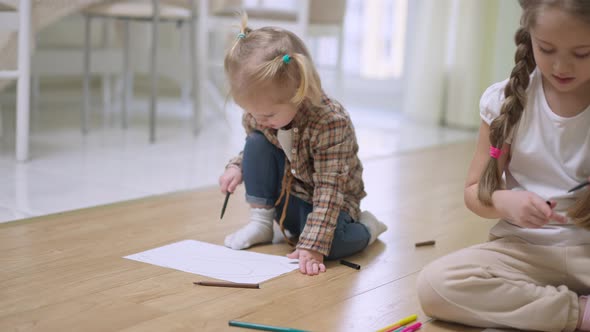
[478,27,535,205]
[569,188,590,229]
[290,53,322,107]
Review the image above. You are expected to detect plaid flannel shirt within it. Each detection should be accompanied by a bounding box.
[227,95,366,255]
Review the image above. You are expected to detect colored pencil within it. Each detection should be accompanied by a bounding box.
[399,322,422,332]
[193,281,259,289]
[340,259,361,270]
[377,314,418,332]
[228,320,310,332]
[390,322,422,332]
[220,192,231,219]
[568,180,590,193]
[414,240,435,247]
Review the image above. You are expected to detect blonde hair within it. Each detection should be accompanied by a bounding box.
[478,0,590,228]
[224,12,324,108]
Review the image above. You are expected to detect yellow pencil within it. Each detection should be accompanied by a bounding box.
[376,314,418,332]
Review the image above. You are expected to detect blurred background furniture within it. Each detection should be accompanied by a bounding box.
[0,0,106,162]
[0,0,31,161]
[307,0,347,73]
[0,0,347,160]
[82,0,198,143]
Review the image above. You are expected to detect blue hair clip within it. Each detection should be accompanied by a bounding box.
[282,54,291,64]
[237,33,246,39]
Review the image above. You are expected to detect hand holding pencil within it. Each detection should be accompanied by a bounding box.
[219,164,243,195]
[218,165,243,219]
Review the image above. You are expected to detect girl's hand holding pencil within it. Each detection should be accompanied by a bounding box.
[492,190,568,228]
[219,165,243,195]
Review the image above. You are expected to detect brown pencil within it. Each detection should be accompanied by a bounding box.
[415,240,436,247]
[193,281,260,289]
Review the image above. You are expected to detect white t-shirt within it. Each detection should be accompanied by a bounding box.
[480,68,590,246]
[277,128,294,162]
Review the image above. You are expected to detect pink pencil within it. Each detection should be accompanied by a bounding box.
[388,322,422,332]
[400,322,422,332]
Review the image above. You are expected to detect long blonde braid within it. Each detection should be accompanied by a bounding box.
[477,27,535,205]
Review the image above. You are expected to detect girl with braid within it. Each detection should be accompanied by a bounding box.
[417,0,590,331]
[218,13,387,276]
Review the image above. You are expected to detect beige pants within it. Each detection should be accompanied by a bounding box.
[417,237,590,332]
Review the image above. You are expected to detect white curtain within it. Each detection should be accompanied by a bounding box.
[403,0,521,129]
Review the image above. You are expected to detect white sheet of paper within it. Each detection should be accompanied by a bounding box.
[124,240,299,284]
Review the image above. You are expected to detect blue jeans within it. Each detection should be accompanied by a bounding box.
[242,131,370,259]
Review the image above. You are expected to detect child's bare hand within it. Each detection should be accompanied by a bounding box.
[492,190,567,228]
[287,249,326,276]
[219,166,242,194]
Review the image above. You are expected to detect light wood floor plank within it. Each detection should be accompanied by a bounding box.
[0,141,494,331]
[0,293,166,332]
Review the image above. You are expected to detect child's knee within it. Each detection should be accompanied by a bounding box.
[244,131,280,160]
[417,252,491,320]
[417,255,473,318]
[417,261,449,317]
[245,131,271,150]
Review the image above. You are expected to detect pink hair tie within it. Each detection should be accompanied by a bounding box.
[489,146,502,159]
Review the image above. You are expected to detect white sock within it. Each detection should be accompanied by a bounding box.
[224,208,275,250]
[359,210,387,245]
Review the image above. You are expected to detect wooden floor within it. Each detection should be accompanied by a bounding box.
[0,141,497,332]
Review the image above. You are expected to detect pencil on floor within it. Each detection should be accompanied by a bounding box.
[376,314,418,332]
[228,320,310,332]
[340,259,361,270]
[393,322,422,332]
[193,281,260,289]
[414,240,435,247]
